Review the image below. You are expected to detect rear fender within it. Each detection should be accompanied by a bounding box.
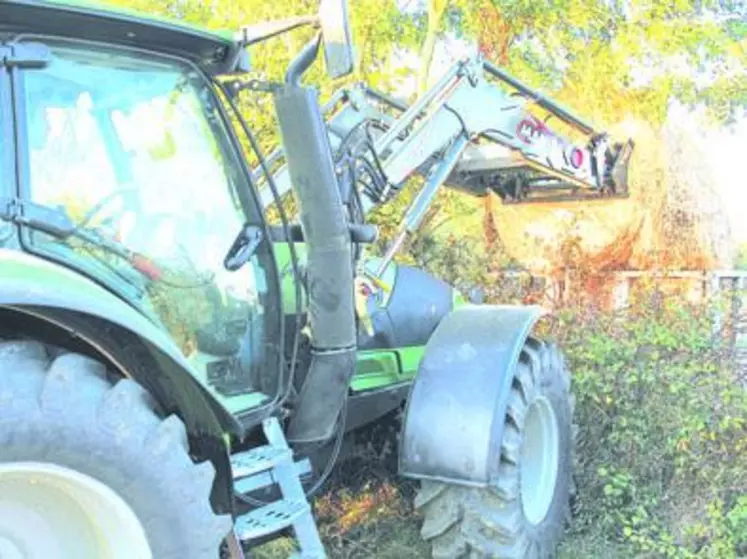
[0,250,242,438]
[398,304,542,487]
[0,251,247,513]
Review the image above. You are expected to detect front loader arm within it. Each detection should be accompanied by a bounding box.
[253,54,633,272]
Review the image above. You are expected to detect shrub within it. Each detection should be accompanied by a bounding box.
[547,288,747,558]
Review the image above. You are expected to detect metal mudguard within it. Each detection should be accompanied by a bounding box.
[398,304,542,486]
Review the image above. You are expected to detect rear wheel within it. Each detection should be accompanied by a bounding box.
[0,340,232,559]
[415,339,575,558]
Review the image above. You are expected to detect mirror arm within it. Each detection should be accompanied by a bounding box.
[285,31,323,86]
[237,15,319,46]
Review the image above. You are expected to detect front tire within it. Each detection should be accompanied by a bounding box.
[0,340,232,558]
[415,338,575,558]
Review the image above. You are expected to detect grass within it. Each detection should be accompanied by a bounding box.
[251,480,429,558]
[559,534,636,559]
[252,435,433,559]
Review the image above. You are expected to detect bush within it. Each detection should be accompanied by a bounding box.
[545,289,747,558]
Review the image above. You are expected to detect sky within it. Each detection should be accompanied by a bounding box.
[705,115,747,243]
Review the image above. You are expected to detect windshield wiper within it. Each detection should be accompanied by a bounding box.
[0,198,162,283]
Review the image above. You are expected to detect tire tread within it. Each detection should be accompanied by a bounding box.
[0,340,232,558]
[416,339,575,559]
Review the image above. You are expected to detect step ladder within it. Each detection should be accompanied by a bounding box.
[228,416,326,559]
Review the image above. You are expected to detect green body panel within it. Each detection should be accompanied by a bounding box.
[273,242,309,314]
[350,279,467,391]
[453,288,467,307]
[351,260,466,392]
[398,345,427,376]
[0,249,238,433]
[0,249,180,357]
[350,345,426,391]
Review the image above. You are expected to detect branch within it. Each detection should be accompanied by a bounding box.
[417,0,449,95]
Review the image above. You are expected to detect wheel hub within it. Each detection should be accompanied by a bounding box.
[520,395,560,525]
[0,462,152,559]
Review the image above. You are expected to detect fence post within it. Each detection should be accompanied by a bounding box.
[612,275,629,311]
[710,272,723,343]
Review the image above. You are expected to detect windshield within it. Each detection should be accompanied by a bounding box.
[19,40,280,415]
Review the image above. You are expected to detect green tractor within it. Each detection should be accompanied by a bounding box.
[0,0,634,557]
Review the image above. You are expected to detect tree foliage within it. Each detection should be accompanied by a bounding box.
[547,285,747,559]
[103,0,745,138]
[420,0,746,125]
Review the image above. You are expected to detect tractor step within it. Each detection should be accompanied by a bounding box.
[233,456,312,495]
[235,499,310,540]
[231,445,292,479]
[231,417,326,558]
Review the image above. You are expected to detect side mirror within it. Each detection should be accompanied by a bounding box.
[319,0,354,79]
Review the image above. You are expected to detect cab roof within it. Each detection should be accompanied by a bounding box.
[0,0,242,74]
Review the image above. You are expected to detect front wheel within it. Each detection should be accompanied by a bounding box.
[415,339,575,558]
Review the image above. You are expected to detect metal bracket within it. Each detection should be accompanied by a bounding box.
[0,198,74,237]
[0,198,20,223]
[460,56,481,88]
[0,42,50,69]
[225,78,284,98]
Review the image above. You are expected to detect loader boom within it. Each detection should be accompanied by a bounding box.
[253,54,633,228]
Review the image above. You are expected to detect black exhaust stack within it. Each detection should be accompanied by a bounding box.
[272,37,357,444]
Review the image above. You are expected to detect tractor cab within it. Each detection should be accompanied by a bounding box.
[0,0,438,429]
[1,5,283,416]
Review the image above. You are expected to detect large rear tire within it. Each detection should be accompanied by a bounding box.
[0,340,232,559]
[415,338,575,558]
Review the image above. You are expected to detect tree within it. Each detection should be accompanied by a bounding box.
[418,0,449,94]
[439,0,746,126]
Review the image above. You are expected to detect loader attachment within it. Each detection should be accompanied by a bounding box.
[253,55,633,213]
[453,133,635,204]
[448,61,636,203]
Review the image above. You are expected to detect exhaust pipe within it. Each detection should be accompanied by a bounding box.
[272,43,357,443]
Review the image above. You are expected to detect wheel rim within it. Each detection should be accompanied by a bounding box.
[520,396,560,525]
[0,462,152,559]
